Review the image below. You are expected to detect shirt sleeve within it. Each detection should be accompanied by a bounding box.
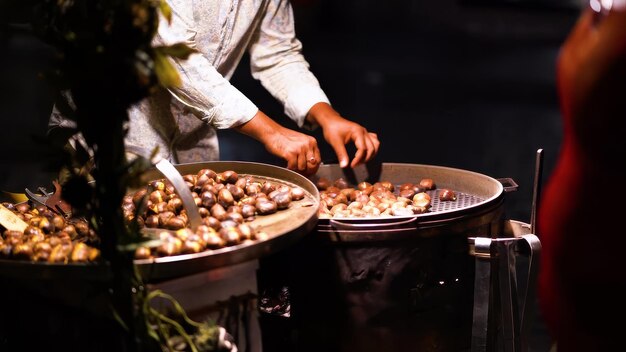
[248,0,330,129]
[155,0,258,129]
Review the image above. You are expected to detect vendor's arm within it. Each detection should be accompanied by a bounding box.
[234,110,321,176]
[156,0,321,174]
[155,0,257,129]
[248,0,379,168]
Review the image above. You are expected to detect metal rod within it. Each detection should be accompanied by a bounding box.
[155,158,203,230]
[529,149,544,234]
[471,237,493,352]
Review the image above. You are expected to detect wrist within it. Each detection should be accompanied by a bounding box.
[306,102,337,128]
[235,110,280,144]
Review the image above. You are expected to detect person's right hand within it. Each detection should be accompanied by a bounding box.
[263,124,321,176]
[234,110,321,176]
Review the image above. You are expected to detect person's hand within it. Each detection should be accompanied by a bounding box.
[307,102,380,168]
[263,125,321,176]
[234,110,321,176]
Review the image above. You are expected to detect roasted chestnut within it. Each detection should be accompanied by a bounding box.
[333,178,349,189]
[135,246,152,259]
[70,243,90,262]
[316,177,331,190]
[399,188,416,199]
[181,240,204,254]
[14,202,31,214]
[218,188,235,208]
[210,204,228,221]
[291,187,305,201]
[419,178,435,190]
[439,189,457,201]
[227,184,245,200]
[271,191,292,210]
[413,192,432,208]
[217,170,238,184]
[245,183,262,196]
[238,224,256,241]
[202,216,222,230]
[256,199,278,215]
[220,227,241,246]
[197,168,217,181]
[165,217,186,230]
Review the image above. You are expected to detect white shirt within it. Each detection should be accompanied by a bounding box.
[125,0,330,163]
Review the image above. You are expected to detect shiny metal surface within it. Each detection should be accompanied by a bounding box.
[469,220,541,352]
[155,158,203,230]
[314,162,507,241]
[0,161,320,282]
[135,161,320,281]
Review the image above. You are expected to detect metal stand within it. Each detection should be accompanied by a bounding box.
[471,231,541,352]
[149,260,262,352]
[472,148,544,352]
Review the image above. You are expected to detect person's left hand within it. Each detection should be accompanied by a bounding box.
[307,103,380,168]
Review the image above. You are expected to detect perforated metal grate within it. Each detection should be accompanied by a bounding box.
[427,189,485,213]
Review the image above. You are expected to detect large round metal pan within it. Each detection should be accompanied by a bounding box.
[312,162,510,241]
[0,161,319,282]
[134,161,320,281]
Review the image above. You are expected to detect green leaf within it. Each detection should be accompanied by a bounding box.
[155,43,197,60]
[112,306,130,332]
[117,238,162,252]
[158,0,173,24]
[153,50,182,88]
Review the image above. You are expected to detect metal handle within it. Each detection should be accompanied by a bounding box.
[530,149,544,234]
[329,215,419,229]
[155,158,203,230]
[497,178,519,193]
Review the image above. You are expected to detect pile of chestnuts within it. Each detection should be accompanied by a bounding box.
[124,168,307,259]
[0,202,100,263]
[315,177,455,218]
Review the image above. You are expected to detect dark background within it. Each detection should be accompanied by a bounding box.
[223,0,580,224]
[0,1,583,350]
[0,0,581,223]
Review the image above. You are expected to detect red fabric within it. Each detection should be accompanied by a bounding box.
[537,8,626,351]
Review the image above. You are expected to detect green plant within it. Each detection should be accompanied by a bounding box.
[27,0,220,350]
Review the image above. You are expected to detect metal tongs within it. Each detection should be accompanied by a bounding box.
[24,180,72,218]
[471,149,544,352]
